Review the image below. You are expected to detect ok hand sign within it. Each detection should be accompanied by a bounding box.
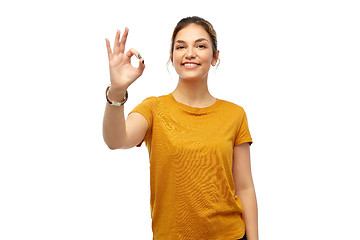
[105,28,145,91]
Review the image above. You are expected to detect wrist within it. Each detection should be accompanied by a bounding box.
[108,86,127,102]
[109,82,128,92]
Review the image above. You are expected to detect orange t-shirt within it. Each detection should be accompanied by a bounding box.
[129,93,253,240]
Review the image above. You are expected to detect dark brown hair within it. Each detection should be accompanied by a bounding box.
[169,16,218,62]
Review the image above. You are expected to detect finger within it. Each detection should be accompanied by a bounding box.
[125,48,141,59]
[137,57,145,72]
[136,51,145,72]
[114,30,121,54]
[125,48,145,69]
[105,38,112,59]
[119,27,129,53]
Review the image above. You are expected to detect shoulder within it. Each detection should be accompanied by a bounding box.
[218,99,246,115]
[141,96,157,102]
[143,94,173,106]
[141,94,168,102]
[137,95,160,107]
[136,94,170,110]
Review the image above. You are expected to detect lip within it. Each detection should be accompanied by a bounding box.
[181,62,200,69]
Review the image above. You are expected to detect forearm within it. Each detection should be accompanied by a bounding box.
[102,89,127,149]
[236,187,258,240]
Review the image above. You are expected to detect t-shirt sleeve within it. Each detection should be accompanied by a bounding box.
[128,96,156,147]
[234,108,253,146]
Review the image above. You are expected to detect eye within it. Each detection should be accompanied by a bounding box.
[176,45,185,50]
[198,44,207,49]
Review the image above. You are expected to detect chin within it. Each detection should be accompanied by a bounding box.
[178,74,208,81]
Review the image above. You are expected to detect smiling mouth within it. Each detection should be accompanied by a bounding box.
[182,62,200,69]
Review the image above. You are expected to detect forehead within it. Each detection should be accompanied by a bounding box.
[175,23,211,42]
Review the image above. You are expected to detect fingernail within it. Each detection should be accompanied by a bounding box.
[142,60,145,64]
[138,54,142,59]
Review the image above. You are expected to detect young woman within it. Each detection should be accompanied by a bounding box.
[103,16,258,240]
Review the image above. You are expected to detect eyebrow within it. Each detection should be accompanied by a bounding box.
[175,38,210,44]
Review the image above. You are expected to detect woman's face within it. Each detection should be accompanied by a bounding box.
[172,24,218,81]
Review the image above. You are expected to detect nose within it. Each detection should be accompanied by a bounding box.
[185,47,196,59]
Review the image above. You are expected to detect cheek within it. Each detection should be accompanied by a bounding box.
[173,53,183,65]
[200,51,214,63]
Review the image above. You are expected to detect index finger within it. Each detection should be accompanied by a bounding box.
[119,27,129,53]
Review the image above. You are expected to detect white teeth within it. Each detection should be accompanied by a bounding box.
[184,63,198,66]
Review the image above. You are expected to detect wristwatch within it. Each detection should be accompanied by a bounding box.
[105,85,128,106]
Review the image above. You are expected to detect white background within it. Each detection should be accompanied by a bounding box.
[1,0,359,239]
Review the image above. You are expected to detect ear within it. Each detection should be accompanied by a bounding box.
[212,50,220,66]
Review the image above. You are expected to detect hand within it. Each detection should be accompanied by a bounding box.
[105,28,145,91]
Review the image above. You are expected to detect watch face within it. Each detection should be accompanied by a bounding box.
[112,102,122,106]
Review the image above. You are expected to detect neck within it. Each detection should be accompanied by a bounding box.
[171,76,216,108]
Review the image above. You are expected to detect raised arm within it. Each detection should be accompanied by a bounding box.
[102,28,148,150]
